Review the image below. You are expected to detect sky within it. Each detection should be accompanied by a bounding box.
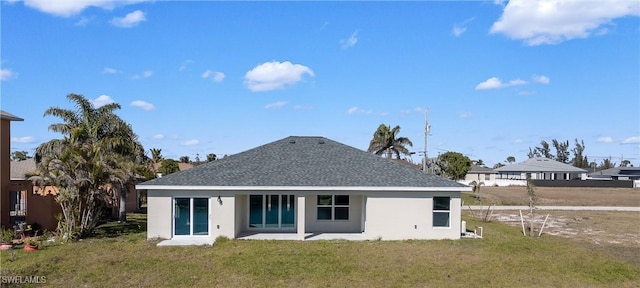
[1,0,639,167]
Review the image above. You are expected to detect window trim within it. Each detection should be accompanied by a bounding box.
[317,195,350,221]
[432,196,451,228]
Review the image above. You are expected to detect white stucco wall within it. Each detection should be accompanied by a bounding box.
[364,191,461,240]
[146,190,172,240]
[304,194,363,233]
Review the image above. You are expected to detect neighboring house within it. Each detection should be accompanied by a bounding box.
[10,159,61,231]
[588,167,640,181]
[1,110,24,229]
[495,157,587,181]
[137,136,470,243]
[464,165,497,183]
[152,162,194,178]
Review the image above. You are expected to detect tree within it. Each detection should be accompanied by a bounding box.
[31,94,147,238]
[469,180,484,200]
[179,156,190,163]
[620,159,631,167]
[11,150,30,161]
[367,124,413,159]
[435,151,471,180]
[493,163,506,169]
[598,158,616,170]
[473,159,485,166]
[571,139,589,168]
[150,148,163,164]
[535,140,552,159]
[506,156,516,164]
[207,153,217,162]
[552,139,570,163]
[526,174,537,238]
[159,159,180,175]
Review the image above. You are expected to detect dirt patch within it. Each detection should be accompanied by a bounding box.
[476,210,640,266]
[475,186,640,206]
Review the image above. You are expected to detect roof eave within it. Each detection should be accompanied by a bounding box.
[136,185,471,192]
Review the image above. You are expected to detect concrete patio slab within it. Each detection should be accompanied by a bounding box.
[157,237,214,247]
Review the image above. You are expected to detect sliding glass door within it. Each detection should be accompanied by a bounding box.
[174,197,209,236]
[248,194,295,229]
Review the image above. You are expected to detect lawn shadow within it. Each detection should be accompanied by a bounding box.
[91,213,147,238]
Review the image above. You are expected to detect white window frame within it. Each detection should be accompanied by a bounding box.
[432,196,451,228]
[172,197,210,237]
[317,195,350,221]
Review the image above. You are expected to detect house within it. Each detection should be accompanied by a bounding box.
[1,110,24,229]
[588,167,640,181]
[10,159,62,231]
[136,136,470,244]
[463,165,497,184]
[495,157,587,181]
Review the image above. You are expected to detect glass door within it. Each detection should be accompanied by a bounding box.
[174,197,209,236]
[248,194,295,229]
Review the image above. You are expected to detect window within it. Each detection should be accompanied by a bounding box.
[484,174,491,181]
[317,195,349,220]
[433,197,450,227]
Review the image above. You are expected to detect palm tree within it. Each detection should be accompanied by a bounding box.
[150,148,163,164]
[367,124,413,160]
[32,94,146,238]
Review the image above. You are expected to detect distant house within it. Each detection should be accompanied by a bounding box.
[464,165,497,183]
[495,157,587,181]
[137,136,470,244]
[1,110,24,229]
[10,159,62,231]
[588,167,640,181]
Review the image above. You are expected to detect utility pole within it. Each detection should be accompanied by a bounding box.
[423,108,430,173]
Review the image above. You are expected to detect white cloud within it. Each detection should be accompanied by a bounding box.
[0,69,16,81]
[518,91,534,96]
[622,136,640,144]
[293,104,313,110]
[110,10,146,28]
[130,100,155,111]
[202,70,225,82]
[475,77,528,90]
[452,17,474,37]
[179,59,193,72]
[459,112,472,119]
[490,0,640,45]
[91,95,115,108]
[514,139,524,144]
[265,101,288,109]
[11,136,35,143]
[183,139,200,146]
[102,67,118,74]
[533,75,550,84]
[597,136,614,143]
[340,30,359,49]
[152,134,165,140]
[346,106,374,115]
[75,16,90,26]
[22,0,150,17]
[244,61,314,92]
[133,70,152,79]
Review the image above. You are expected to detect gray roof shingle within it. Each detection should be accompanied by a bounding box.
[139,136,466,188]
[11,158,36,180]
[495,157,587,173]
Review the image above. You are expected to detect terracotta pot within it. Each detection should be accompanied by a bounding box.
[24,244,38,251]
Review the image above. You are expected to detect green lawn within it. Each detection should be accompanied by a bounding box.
[1,214,638,287]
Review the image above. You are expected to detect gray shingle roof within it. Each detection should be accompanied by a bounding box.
[139,136,466,188]
[11,158,36,180]
[468,165,496,173]
[495,157,587,173]
[589,167,640,177]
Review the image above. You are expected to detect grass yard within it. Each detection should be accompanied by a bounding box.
[463,186,640,206]
[1,214,639,287]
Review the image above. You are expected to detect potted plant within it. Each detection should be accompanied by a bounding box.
[24,237,39,251]
[0,229,14,250]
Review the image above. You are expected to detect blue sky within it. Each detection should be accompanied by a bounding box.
[2,0,639,167]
